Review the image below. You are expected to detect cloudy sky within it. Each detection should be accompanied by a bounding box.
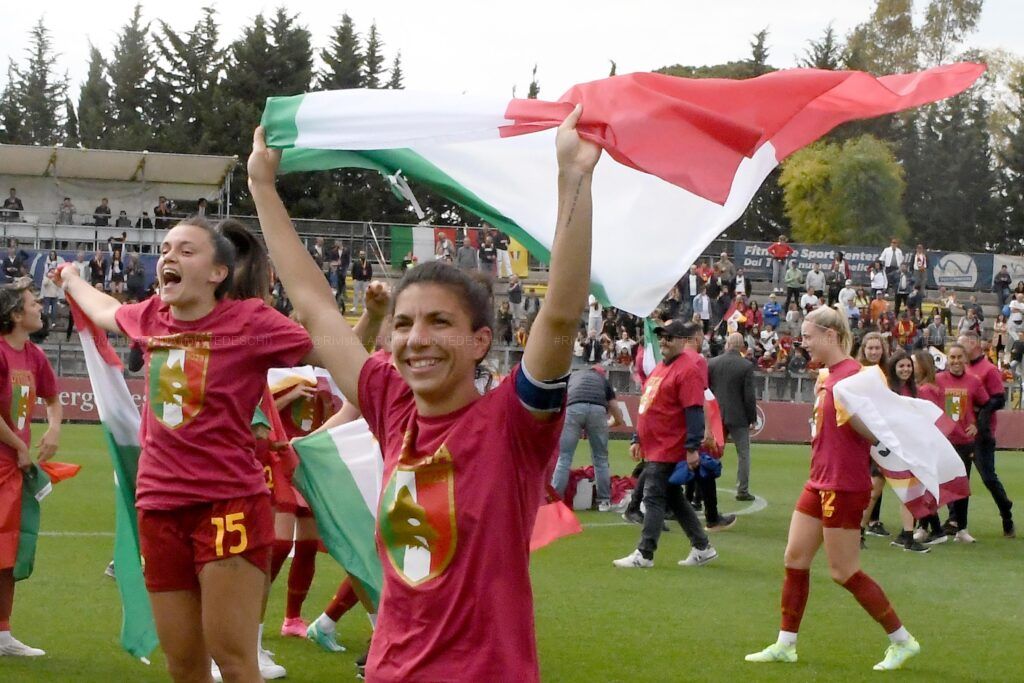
[4,1,1023,99]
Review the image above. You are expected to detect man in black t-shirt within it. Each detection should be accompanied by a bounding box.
[2,188,24,221]
[94,198,112,226]
[491,227,513,279]
[478,235,498,278]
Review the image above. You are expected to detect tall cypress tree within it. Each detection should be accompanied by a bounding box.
[362,22,385,89]
[800,25,842,70]
[107,3,153,150]
[0,63,24,144]
[527,64,540,99]
[78,45,111,148]
[17,18,67,145]
[750,28,771,76]
[62,97,80,147]
[319,13,362,90]
[387,52,404,89]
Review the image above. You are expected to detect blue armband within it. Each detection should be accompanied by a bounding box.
[515,364,569,413]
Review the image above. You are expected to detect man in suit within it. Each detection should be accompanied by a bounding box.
[708,332,758,501]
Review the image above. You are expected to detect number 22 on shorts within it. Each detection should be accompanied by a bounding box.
[211,512,248,557]
[819,490,836,518]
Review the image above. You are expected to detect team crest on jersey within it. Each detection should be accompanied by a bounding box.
[638,376,663,415]
[9,370,34,431]
[378,438,457,587]
[147,334,211,429]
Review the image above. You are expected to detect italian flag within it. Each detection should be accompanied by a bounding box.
[641,318,663,378]
[67,297,158,662]
[261,64,983,316]
[14,461,80,581]
[291,419,384,608]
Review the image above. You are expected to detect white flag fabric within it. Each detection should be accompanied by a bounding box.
[832,366,969,517]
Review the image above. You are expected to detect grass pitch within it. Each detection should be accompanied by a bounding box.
[4,424,1022,682]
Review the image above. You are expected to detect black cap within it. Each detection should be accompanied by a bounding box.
[653,319,689,338]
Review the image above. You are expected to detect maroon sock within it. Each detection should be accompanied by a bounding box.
[325,578,360,622]
[0,569,13,631]
[780,567,810,633]
[270,540,293,583]
[842,570,902,633]
[285,540,318,619]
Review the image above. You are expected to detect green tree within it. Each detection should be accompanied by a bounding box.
[800,25,842,70]
[319,13,362,89]
[527,64,540,99]
[387,52,404,89]
[150,6,226,153]
[919,0,984,66]
[78,46,111,148]
[750,28,770,76]
[609,60,617,77]
[0,63,25,144]
[1000,73,1024,252]
[107,3,153,150]
[62,97,80,147]
[362,22,385,89]
[780,136,908,246]
[845,0,917,74]
[16,18,67,145]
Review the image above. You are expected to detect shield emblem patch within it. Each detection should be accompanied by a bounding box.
[378,453,457,587]
[147,334,211,429]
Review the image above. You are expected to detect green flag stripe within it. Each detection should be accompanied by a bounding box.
[261,95,305,148]
[14,465,51,581]
[293,431,383,607]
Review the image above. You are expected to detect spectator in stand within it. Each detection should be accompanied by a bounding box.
[1,248,23,285]
[768,235,795,294]
[923,313,947,351]
[763,293,782,330]
[57,197,76,225]
[994,265,1013,309]
[507,274,523,321]
[587,294,603,336]
[805,263,826,298]
[491,227,513,279]
[912,244,928,289]
[839,279,859,322]
[748,300,763,332]
[434,232,454,261]
[615,328,637,365]
[195,198,208,216]
[661,287,682,321]
[693,287,711,334]
[879,238,905,293]
[495,301,514,345]
[869,291,888,324]
[854,287,871,319]
[940,288,957,333]
[478,235,498,278]
[2,188,24,221]
[734,267,751,298]
[333,242,352,311]
[784,302,802,335]
[455,237,479,272]
[523,287,541,320]
[697,258,714,283]
[108,250,125,296]
[678,265,701,319]
[893,263,913,317]
[1008,292,1024,339]
[800,285,819,314]
[126,252,146,302]
[895,311,916,353]
[907,283,923,317]
[115,210,132,228]
[717,252,736,289]
[350,249,372,314]
[784,260,803,310]
[957,308,980,336]
[958,332,1016,538]
[1009,330,1024,382]
[825,261,844,306]
[308,236,328,272]
[708,332,758,501]
[832,250,852,282]
[581,329,603,364]
[963,294,984,324]
[993,314,1009,364]
[153,196,173,229]
[93,198,111,226]
[135,211,154,229]
[869,263,888,298]
[551,365,624,512]
[41,266,62,325]
[89,251,107,290]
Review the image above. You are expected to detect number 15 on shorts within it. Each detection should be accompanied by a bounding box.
[211,512,248,557]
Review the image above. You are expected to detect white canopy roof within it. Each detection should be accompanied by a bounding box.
[0,144,236,188]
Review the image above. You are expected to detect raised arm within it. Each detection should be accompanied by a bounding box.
[248,127,368,410]
[522,105,601,382]
[55,266,122,333]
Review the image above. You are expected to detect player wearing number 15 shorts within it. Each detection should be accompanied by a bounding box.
[745,306,921,672]
[59,219,312,683]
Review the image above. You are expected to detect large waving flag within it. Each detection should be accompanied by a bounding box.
[14,461,80,581]
[833,366,969,518]
[262,64,983,315]
[292,419,385,608]
[67,298,158,662]
[641,318,663,377]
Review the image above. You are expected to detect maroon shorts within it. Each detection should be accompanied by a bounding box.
[795,483,871,530]
[139,494,274,592]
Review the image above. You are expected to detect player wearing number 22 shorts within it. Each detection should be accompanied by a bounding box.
[116,296,313,591]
